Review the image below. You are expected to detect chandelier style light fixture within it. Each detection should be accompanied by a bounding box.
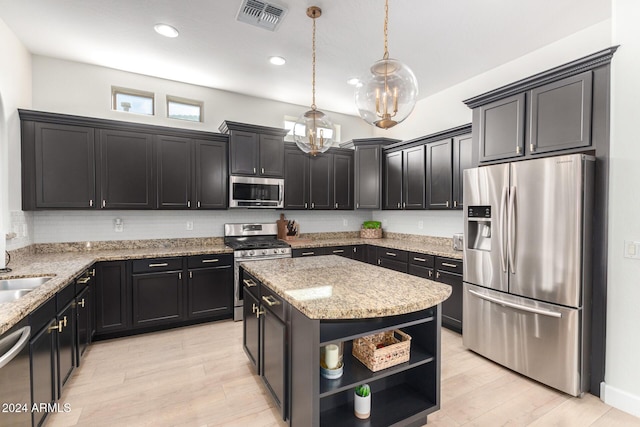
[355,0,418,129]
[293,6,335,156]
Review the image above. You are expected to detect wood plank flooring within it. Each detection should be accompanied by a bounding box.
[46,321,640,427]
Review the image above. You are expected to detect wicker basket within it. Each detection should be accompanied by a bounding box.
[360,228,382,239]
[352,329,411,372]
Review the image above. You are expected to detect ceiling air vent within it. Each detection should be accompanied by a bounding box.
[236,0,288,31]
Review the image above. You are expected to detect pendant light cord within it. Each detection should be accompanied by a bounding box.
[311,14,317,110]
[383,0,389,60]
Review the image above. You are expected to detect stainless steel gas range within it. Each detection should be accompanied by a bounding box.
[224,223,291,321]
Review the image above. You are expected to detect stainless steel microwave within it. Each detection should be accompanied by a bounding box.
[229,175,284,208]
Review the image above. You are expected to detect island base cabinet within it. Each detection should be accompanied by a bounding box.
[261,308,287,420]
[243,289,260,374]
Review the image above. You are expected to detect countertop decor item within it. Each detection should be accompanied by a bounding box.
[354,0,418,129]
[293,6,336,156]
[277,214,300,241]
[360,220,382,239]
[352,329,411,372]
[354,384,371,419]
[320,342,344,379]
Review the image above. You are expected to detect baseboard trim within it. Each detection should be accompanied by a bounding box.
[601,382,640,418]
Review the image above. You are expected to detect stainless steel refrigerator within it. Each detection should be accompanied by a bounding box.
[462,153,594,397]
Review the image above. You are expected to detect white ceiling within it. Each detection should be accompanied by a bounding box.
[0,0,610,116]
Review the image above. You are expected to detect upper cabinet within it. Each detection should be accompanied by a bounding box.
[425,139,453,209]
[20,110,229,211]
[383,145,425,210]
[219,121,288,178]
[464,47,617,165]
[452,134,473,210]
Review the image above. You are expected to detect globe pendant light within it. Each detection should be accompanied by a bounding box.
[355,0,418,129]
[294,6,335,156]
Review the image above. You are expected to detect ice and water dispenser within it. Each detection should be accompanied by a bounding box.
[466,205,492,251]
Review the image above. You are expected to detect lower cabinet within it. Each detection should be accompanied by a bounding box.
[352,245,367,262]
[260,289,287,420]
[75,269,94,365]
[187,254,233,319]
[132,269,184,328]
[94,260,130,335]
[376,247,409,273]
[56,295,76,398]
[29,298,56,427]
[435,257,463,333]
[242,277,261,373]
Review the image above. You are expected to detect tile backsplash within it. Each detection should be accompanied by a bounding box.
[6,211,34,250]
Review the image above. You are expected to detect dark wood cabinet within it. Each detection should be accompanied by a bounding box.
[194,139,228,209]
[352,245,367,262]
[27,122,97,209]
[354,145,382,209]
[332,152,354,209]
[29,318,56,427]
[528,71,592,155]
[187,254,233,319]
[56,298,76,398]
[292,247,329,257]
[132,269,184,328]
[284,147,309,209]
[220,121,288,178]
[403,145,426,209]
[435,257,463,333]
[383,151,403,209]
[243,283,260,373]
[261,300,287,420]
[426,139,453,209]
[452,134,473,210]
[478,93,526,162]
[309,153,333,210]
[376,247,409,273]
[99,129,155,209]
[94,261,130,335]
[157,135,191,209]
[75,285,92,364]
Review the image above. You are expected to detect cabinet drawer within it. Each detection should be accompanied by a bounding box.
[260,285,286,322]
[56,282,76,310]
[327,246,353,258]
[377,247,409,262]
[378,258,408,273]
[436,269,462,286]
[132,257,183,273]
[408,264,435,280]
[435,257,463,274]
[292,247,328,257]
[187,253,232,269]
[241,269,260,299]
[29,297,56,333]
[409,252,435,267]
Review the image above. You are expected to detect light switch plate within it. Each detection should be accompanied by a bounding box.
[624,241,640,259]
[186,221,194,231]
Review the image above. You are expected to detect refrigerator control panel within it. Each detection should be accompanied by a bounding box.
[468,205,491,218]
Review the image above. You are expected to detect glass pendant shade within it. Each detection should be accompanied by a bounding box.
[355,58,418,129]
[293,108,335,156]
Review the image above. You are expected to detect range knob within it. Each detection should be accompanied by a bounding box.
[240,250,246,257]
[261,249,267,255]
[248,250,255,256]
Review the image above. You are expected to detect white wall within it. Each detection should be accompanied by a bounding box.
[0,17,32,254]
[602,0,640,417]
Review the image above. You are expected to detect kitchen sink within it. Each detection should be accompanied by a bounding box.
[0,276,53,291]
[0,289,33,304]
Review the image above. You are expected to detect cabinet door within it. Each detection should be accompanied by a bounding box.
[327,245,353,258]
[352,245,367,262]
[157,135,191,209]
[99,129,154,209]
[452,134,473,210]
[284,148,309,209]
[34,123,96,208]
[426,139,452,209]
[309,153,333,210]
[56,301,75,398]
[529,71,592,155]
[95,261,130,335]
[404,145,426,209]
[436,270,463,333]
[259,134,284,177]
[75,286,91,364]
[333,152,354,209]
[229,130,259,175]
[355,145,381,209]
[194,139,228,209]
[188,265,233,318]
[132,271,184,328]
[478,93,526,162]
[261,306,287,420]
[383,151,403,209]
[30,321,56,427]
[243,290,260,373]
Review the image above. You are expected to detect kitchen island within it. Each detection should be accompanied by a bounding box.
[240,255,451,427]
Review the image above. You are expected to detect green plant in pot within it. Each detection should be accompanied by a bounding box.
[354,384,371,419]
[362,221,381,230]
[360,221,382,239]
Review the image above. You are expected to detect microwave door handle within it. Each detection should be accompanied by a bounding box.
[499,186,508,273]
[508,186,517,274]
[279,182,284,205]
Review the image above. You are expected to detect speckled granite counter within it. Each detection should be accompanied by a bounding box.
[285,234,463,260]
[240,255,452,319]
[0,244,231,335]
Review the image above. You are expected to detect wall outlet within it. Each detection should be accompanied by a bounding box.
[22,224,28,237]
[624,241,640,259]
[114,218,124,233]
[342,219,348,227]
[186,221,194,231]
[418,220,424,229]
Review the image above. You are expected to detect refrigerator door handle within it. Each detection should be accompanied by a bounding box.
[468,289,562,318]
[499,186,508,273]
[508,185,517,274]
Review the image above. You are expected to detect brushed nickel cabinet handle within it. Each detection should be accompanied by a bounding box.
[356,202,360,208]
[436,272,440,279]
[89,199,93,207]
[413,257,426,262]
[403,202,406,208]
[187,201,191,208]
[311,202,315,209]
[262,295,280,306]
[454,201,458,208]
[305,202,308,209]
[332,249,344,254]
[253,167,257,174]
[90,269,96,277]
[79,298,85,308]
[516,146,522,155]
[201,259,219,263]
[377,259,381,265]
[429,270,433,278]
[149,263,169,268]
[386,252,397,257]
[197,201,201,208]
[301,252,315,256]
[189,271,193,279]
[255,307,265,318]
[62,316,68,328]
[252,303,258,313]
[397,202,401,208]
[530,143,535,152]
[243,279,257,287]
[442,262,458,268]
[446,201,450,208]
[102,200,106,208]
[77,277,90,284]
[178,272,182,280]
[335,202,338,208]
[261,167,265,174]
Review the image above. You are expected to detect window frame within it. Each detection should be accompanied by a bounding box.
[166,95,204,123]
[111,86,155,116]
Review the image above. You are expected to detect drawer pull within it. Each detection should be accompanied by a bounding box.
[386,252,397,257]
[252,303,258,314]
[332,250,344,254]
[413,257,426,262]
[79,298,85,308]
[149,263,169,268]
[301,252,315,256]
[262,295,281,306]
[77,277,90,284]
[429,270,433,278]
[436,272,440,279]
[442,262,458,268]
[49,321,62,333]
[243,279,257,288]
[201,259,219,263]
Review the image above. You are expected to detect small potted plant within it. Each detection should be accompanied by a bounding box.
[360,221,382,239]
[354,384,371,419]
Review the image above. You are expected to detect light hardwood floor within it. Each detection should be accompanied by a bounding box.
[46,321,639,427]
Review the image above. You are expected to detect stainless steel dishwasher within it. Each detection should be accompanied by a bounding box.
[0,321,31,427]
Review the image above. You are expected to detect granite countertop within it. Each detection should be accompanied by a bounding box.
[286,236,463,260]
[241,255,452,320]
[0,244,232,335]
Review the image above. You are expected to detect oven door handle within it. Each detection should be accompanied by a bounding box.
[0,326,31,369]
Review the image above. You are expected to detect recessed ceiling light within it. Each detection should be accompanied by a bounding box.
[347,77,361,86]
[154,23,179,38]
[269,56,286,66]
